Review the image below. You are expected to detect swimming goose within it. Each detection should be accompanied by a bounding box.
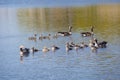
[28,34,37,40]
[81,26,94,37]
[58,26,72,36]
[51,45,60,52]
[31,47,39,53]
[19,45,30,57]
[20,45,30,53]
[65,42,73,52]
[98,41,107,48]
[42,47,50,53]
[89,40,98,52]
[93,38,107,48]
[43,34,51,40]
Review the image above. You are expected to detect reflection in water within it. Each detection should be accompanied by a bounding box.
[17,4,120,42]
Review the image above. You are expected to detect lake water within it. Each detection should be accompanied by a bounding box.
[0,4,120,80]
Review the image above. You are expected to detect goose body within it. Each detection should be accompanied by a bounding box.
[28,34,37,40]
[58,26,72,36]
[19,45,30,57]
[20,45,30,53]
[51,45,60,52]
[81,26,94,37]
[31,47,39,53]
[42,47,50,52]
[65,42,73,52]
[98,41,107,48]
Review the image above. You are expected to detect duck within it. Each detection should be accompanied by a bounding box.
[51,45,60,52]
[58,26,72,36]
[31,47,40,53]
[19,45,30,57]
[81,26,94,37]
[42,47,50,53]
[41,34,51,40]
[28,34,37,40]
[65,42,73,52]
[88,40,98,52]
[93,38,107,48]
[69,42,75,47]
[19,45,30,53]
[98,41,107,48]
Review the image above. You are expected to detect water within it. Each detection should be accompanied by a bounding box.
[0,4,120,80]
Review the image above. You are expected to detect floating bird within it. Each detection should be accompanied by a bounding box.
[81,26,94,37]
[28,34,37,41]
[19,45,30,57]
[31,47,40,53]
[20,45,30,53]
[65,42,73,52]
[42,47,50,53]
[89,40,98,52]
[93,38,107,48]
[51,45,60,52]
[58,26,72,36]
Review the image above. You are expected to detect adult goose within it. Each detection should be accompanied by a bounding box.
[19,45,30,57]
[42,47,50,53]
[51,45,60,52]
[31,47,40,53]
[20,45,30,53]
[65,42,73,52]
[81,26,94,37]
[58,26,72,36]
[91,38,107,48]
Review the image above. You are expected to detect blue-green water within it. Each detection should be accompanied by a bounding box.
[0,4,120,80]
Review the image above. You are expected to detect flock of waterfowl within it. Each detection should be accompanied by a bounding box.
[20,26,108,59]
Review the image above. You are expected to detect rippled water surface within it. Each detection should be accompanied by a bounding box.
[0,4,120,80]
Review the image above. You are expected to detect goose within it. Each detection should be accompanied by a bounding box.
[42,47,50,53]
[51,45,60,52]
[81,26,94,37]
[19,45,30,53]
[58,26,72,36]
[28,34,37,40]
[98,41,107,48]
[65,42,72,52]
[93,38,107,48]
[19,45,30,57]
[31,47,40,53]
[69,42,75,47]
[42,34,51,40]
[89,40,98,52]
